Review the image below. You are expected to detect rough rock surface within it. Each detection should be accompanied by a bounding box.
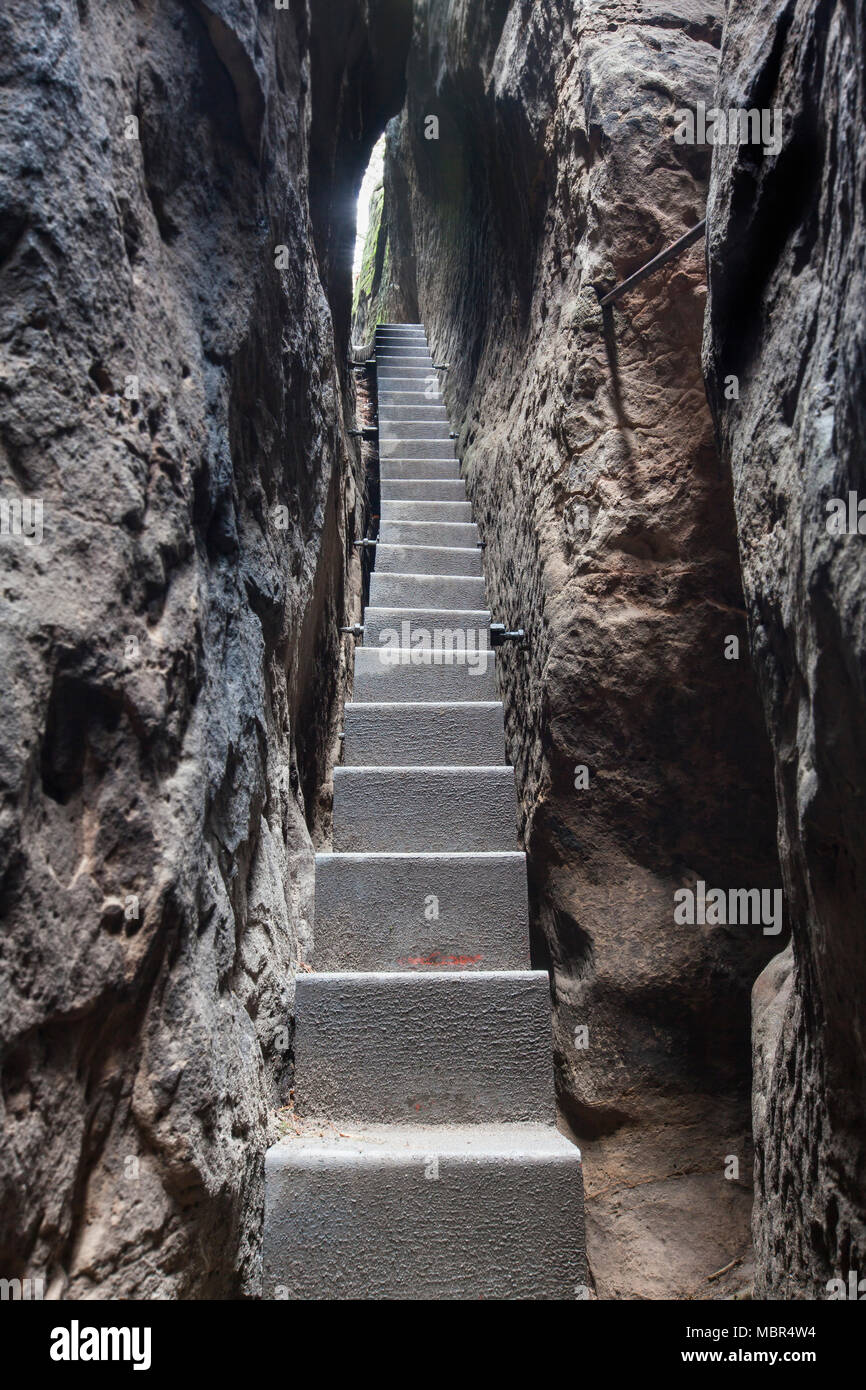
[0,0,406,1298]
[704,0,866,1298]
[376,0,783,1298]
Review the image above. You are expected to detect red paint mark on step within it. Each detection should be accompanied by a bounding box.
[398,952,483,968]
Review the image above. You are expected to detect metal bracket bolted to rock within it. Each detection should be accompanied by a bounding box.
[263,324,586,1299]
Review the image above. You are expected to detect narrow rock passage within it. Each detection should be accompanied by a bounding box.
[263,324,585,1299]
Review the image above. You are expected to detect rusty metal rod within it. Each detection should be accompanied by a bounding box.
[597,219,706,308]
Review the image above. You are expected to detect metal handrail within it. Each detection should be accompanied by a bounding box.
[597,219,707,308]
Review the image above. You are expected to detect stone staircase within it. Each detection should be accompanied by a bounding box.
[263,323,585,1299]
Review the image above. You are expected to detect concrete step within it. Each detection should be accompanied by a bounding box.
[380,460,460,481]
[378,379,441,395]
[380,466,460,484]
[376,355,431,365]
[292,970,554,1124]
[375,543,483,576]
[263,1122,583,1300]
[380,499,472,523]
[380,479,465,503]
[354,645,498,701]
[377,367,442,381]
[377,520,479,547]
[332,765,518,852]
[378,390,443,404]
[378,404,448,421]
[369,571,485,610]
[342,701,503,767]
[378,339,433,350]
[377,356,435,368]
[377,353,435,362]
[363,607,490,650]
[376,339,431,348]
[377,364,433,372]
[313,849,526,966]
[377,382,442,395]
[263,1122,584,1300]
[376,349,430,358]
[380,402,444,415]
[380,421,453,441]
[380,439,456,460]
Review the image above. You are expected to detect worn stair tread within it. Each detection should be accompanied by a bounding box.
[379,463,459,475]
[380,423,452,439]
[380,461,461,481]
[380,500,472,521]
[377,520,478,545]
[262,1122,585,1300]
[376,358,438,364]
[362,606,490,648]
[379,480,465,502]
[313,848,527,968]
[378,389,443,400]
[292,969,555,1125]
[375,544,482,570]
[368,571,485,611]
[268,1121,579,1160]
[332,764,518,851]
[380,441,456,460]
[342,698,503,765]
[377,368,442,377]
[353,644,498,700]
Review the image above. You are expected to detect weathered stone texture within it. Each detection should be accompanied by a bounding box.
[704,0,866,1298]
[0,0,406,1298]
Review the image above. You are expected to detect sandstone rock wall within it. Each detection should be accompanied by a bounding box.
[0,0,406,1298]
[704,0,866,1298]
[381,0,782,1298]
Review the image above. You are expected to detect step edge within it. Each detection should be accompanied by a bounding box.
[374,545,482,555]
[315,849,525,861]
[333,765,516,775]
[297,968,547,984]
[266,1128,580,1166]
[363,607,488,614]
[344,700,502,710]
